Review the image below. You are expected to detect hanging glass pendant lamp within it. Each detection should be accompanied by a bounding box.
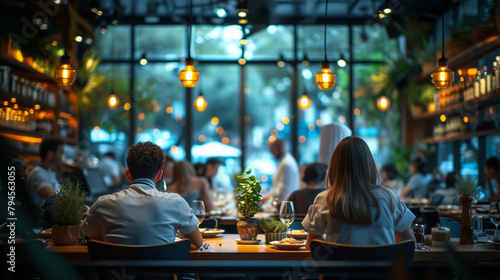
[298,92,312,110]
[316,0,335,90]
[432,2,454,89]
[194,92,207,112]
[179,0,199,87]
[55,1,76,86]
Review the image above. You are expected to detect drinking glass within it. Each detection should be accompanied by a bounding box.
[411,223,425,248]
[472,215,483,239]
[279,201,295,234]
[191,200,206,227]
[489,202,500,241]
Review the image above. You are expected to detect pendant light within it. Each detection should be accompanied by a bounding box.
[179,0,199,87]
[377,95,390,111]
[316,0,335,90]
[298,92,312,110]
[432,1,454,89]
[107,30,119,110]
[55,0,76,86]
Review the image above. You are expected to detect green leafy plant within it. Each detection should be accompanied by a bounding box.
[52,182,87,226]
[455,175,475,196]
[234,168,262,218]
[258,219,287,233]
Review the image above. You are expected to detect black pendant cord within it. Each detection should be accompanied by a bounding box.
[323,0,328,62]
[187,0,193,60]
[111,28,116,92]
[64,0,70,57]
[441,0,445,59]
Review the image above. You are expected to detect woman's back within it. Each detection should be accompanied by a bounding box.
[170,161,214,212]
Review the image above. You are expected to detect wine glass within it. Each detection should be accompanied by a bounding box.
[191,200,205,227]
[489,202,500,241]
[280,201,295,234]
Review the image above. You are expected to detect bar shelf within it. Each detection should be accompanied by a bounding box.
[423,127,500,144]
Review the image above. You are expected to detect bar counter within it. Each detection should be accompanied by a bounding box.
[47,234,500,263]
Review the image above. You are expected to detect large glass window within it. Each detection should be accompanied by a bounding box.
[95,25,131,59]
[192,64,241,183]
[134,63,185,159]
[353,25,398,61]
[192,26,242,59]
[134,25,186,60]
[245,26,294,60]
[245,64,292,191]
[297,25,349,61]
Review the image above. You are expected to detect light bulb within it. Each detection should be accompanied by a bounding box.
[193,94,207,112]
[55,55,76,86]
[298,94,312,110]
[316,61,336,90]
[377,95,391,111]
[107,93,119,110]
[432,58,454,89]
[179,59,199,87]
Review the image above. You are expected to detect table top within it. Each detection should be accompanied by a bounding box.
[47,234,500,263]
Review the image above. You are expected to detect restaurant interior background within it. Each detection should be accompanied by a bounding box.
[1,0,499,195]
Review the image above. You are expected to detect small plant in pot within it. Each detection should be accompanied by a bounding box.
[258,219,287,244]
[234,168,262,240]
[51,182,87,245]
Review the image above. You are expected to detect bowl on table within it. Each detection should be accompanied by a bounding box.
[199,228,225,237]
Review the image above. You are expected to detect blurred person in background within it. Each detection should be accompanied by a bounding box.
[161,154,175,185]
[98,152,124,189]
[431,171,460,205]
[204,158,221,190]
[26,137,64,205]
[287,162,327,216]
[194,162,205,177]
[380,164,404,197]
[399,157,432,199]
[169,160,214,212]
[262,138,299,206]
[486,157,500,202]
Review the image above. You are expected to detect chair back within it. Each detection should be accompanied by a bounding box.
[200,218,219,229]
[310,240,415,263]
[428,194,445,206]
[88,239,191,261]
[440,217,460,238]
[419,207,440,234]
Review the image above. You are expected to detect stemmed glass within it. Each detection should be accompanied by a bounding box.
[191,200,206,227]
[280,201,295,234]
[488,202,500,241]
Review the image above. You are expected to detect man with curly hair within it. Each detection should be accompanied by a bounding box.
[82,142,203,247]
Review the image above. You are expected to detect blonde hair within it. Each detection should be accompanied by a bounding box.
[171,161,196,196]
[326,136,392,225]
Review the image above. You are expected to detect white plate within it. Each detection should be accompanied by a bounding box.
[236,239,261,244]
[200,229,225,237]
[478,240,500,249]
[269,241,306,250]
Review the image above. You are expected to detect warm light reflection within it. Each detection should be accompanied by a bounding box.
[222,137,230,144]
[440,114,446,122]
[277,61,285,68]
[354,108,361,116]
[175,115,182,121]
[308,124,315,131]
[55,59,76,86]
[268,135,276,143]
[107,94,119,110]
[124,103,131,110]
[138,113,145,120]
[298,94,311,110]
[198,135,206,142]
[3,101,8,106]
[166,106,173,114]
[94,126,100,132]
[13,104,18,109]
[298,136,306,143]
[271,129,278,136]
[377,95,391,111]
[238,11,247,17]
[137,127,143,134]
[216,127,224,134]
[171,145,178,152]
[211,117,219,125]
[463,116,469,123]
[194,94,208,112]
[277,123,284,131]
[10,98,16,103]
[34,104,40,110]
[316,119,322,126]
[238,58,246,65]
[282,117,290,124]
[338,115,346,123]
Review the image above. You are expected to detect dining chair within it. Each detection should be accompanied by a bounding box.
[200,217,219,229]
[440,217,460,238]
[310,240,415,263]
[419,207,440,234]
[88,239,191,280]
[428,194,445,206]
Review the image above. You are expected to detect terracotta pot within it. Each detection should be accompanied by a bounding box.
[459,195,474,244]
[265,232,287,244]
[236,218,259,240]
[52,225,80,245]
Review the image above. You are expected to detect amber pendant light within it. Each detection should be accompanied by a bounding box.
[432,1,454,89]
[194,92,207,112]
[298,92,312,110]
[179,0,199,87]
[107,30,119,110]
[316,0,335,90]
[55,1,76,86]
[377,95,390,111]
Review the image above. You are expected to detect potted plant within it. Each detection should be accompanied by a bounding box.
[258,219,287,244]
[51,182,87,245]
[455,175,475,244]
[234,168,262,240]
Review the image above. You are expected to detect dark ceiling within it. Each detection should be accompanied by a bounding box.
[80,0,450,37]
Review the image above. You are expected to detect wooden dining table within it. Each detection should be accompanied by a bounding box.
[47,234,500,263]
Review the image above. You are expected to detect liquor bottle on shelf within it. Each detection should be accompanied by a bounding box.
[496,56,500,91]
[480,67,487,96]
[474,72,481,98]
[493,61,497,92]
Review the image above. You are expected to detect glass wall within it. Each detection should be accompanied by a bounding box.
[89,24,399,176]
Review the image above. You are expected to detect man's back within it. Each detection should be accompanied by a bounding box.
[82,178,198,245]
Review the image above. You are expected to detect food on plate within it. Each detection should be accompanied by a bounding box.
[199,228,207,233]
[279,238,305,245]
[291,229,306,234]
[43,228,52,234]
[210,228,220,231]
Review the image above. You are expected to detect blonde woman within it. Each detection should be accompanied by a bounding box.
[302,137,416,249]
[168,161,214,213]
